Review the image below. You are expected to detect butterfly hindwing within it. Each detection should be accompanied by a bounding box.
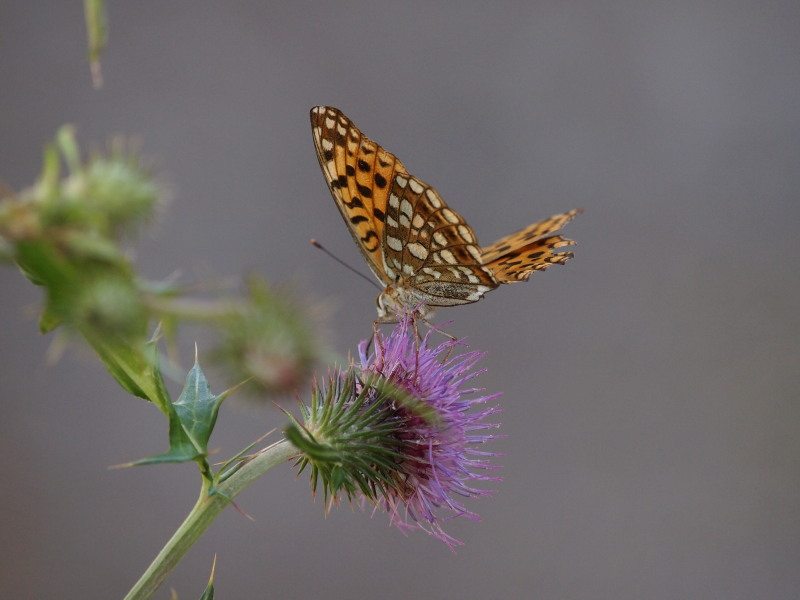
[480,209,582,283]
[383,173,498,305]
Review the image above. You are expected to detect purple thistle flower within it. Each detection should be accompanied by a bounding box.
[287,314,503,550]
[354,316,504,549]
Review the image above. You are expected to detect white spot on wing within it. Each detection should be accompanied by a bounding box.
[441,209,460,224]
[426,189,442,208]
[458,225,474,243]
[387,236,403,252]
[407,242,429,260]
[395,175,408,188]
[408,178,424,194]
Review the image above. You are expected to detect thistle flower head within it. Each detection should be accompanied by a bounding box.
[288,315,503,549]
[207,275,321,398]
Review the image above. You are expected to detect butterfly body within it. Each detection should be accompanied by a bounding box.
[310,106,580,320]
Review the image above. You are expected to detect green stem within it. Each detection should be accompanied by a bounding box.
[123,439,299,600]
[141,294,245,321]
[83,0,107,87]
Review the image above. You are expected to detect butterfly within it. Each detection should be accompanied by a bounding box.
[310,106,581,321]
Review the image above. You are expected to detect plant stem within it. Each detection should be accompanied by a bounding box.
[141,294,245,321]
[123,439,299,600]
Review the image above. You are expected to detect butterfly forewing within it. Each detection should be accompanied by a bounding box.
[310,106,407,284]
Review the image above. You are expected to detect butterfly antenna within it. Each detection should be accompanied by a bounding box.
[310,239,381,290]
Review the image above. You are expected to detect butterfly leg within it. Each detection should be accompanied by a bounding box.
[414,311,458,362]
[370,318,394,359]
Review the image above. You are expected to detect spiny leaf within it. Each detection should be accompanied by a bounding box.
[172,360,227,452]
[130,360,230,476]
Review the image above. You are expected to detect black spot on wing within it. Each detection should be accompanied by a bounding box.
[361,229,379,251]
[357,184,374,199]
[343,196,364,209]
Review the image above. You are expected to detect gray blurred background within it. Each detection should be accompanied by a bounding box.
[1,2,799,598]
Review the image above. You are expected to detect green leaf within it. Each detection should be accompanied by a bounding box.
[14,239,73,290]
[199,580,215,599]
[38,304,62,334]
[172,361,226,453]
[131,360,229,472]
[85,328,170,406]
[129,407,202,468]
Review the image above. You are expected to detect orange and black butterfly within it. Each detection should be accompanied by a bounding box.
[310,106,581,320]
